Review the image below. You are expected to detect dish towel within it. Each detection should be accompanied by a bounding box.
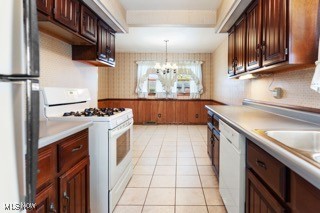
[310,37,320,93]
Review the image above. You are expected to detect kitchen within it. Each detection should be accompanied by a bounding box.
[1,0,320,213]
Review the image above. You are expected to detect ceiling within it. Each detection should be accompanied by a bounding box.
[116,0,226,53]
[119,0,222,11]
[116,27,227,53]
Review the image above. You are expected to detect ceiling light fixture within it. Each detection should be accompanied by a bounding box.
[154,40,178,74]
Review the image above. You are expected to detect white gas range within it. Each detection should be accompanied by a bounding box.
[41,87,134,213]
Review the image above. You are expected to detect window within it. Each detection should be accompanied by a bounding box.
[136,61,203,99]
[177,74,191,95]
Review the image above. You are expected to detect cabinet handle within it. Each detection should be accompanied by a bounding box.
[72,145,83,152]
[63,191,70,213]
[261,41,266,56]
[49,203,57,213]
[256,44,260,57]
[210,137,214,144]
[256,159,267,169]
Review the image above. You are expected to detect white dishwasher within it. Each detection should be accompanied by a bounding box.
[219,120,246,213]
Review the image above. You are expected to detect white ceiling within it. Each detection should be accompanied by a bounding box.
[116,0,226,53]
[116,27,227,53]
[119,0,222,11]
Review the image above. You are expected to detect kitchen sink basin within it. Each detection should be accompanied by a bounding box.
[265,130,320,152]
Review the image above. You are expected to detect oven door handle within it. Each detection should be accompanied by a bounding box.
[110,120,134,138]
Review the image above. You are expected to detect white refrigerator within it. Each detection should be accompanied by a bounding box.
[0,0,40,212]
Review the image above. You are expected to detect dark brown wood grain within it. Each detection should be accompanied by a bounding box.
[289,171,320,213]
[228,27,236,76]
[30,184,56,213]
[37,146,55,191]
[262,0,287,67]
[58,130,89,172]
[246,169,286,213]
[246,0,262,71]
[80,5,97,42]
[37,0,53,16]
[234,15,247,74]
[247,140,287,201]
[59,158,90,213]
[54,0,80,32]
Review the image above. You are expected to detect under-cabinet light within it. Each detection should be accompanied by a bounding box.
[238,74,258,80]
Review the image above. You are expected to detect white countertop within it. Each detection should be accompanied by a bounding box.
[39,120,93,149]
[206,105,320,189]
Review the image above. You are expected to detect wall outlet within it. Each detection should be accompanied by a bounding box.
[272,87,283,99]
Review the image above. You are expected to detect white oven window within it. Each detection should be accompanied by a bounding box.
[117,129,130,165]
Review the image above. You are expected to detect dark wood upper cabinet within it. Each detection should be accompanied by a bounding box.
[80,5,97,42]
[234,15,247,74]
[37,0,53,16]
[228,28,235,76]
[227,0,319,78]
[54,0,80,32]
[97,21,116,66]
[246,0,262,71]
[262,0,287,67]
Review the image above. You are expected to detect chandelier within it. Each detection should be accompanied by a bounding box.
[154,40,178,74]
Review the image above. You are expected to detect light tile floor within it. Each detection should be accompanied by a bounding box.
[114,125,226,213]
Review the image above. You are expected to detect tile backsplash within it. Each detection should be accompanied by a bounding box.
[98,52,212,99]
[39,32,98,107]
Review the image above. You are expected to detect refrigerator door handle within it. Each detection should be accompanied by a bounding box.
[25,79,39,203]
[24,0,40,76]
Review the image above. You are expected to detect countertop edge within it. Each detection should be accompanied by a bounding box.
[38,121,93,149]
[205,105,320,190]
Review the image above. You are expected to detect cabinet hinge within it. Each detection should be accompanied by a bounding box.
[285,48,288,55]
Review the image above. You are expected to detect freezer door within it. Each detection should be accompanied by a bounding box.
[0,0,39,77]
[0,79,39,206]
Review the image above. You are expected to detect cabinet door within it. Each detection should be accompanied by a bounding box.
[246,0,262,71]
[166,101,176,124]
[59,158,90,213]
[246,170,286,213]
[290,171,320,213]
[37,0,53,16]
[228,28,235,76]
[212,134,219,176]
[262,0,287,66]
[54,0,79,32]
[108,32,116,64]
[234,16,246,74]
[187,101,201,124]
[29,184,56,213]
[176,101,188,124]
[97,21,108,61]
[80,5,97,42]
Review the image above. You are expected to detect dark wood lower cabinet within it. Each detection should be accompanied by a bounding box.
[246,170,286,213]
[289,171,320,213]
[246,139,320,213]
[30,184,56,213]
[59,158,90,213]
[29,130,90,213]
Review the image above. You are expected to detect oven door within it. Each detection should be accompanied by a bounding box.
[109,118,134,189]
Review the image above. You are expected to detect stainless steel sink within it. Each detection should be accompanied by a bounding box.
[265,130,320,152]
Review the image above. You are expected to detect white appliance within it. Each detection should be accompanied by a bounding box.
[219,120,246,213]
[41,87,134,213]
[0,0,40,212]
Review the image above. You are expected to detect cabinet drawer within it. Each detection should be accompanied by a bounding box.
[58,130,89,172]
[37,146,55,190]
[247,140,287,200]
